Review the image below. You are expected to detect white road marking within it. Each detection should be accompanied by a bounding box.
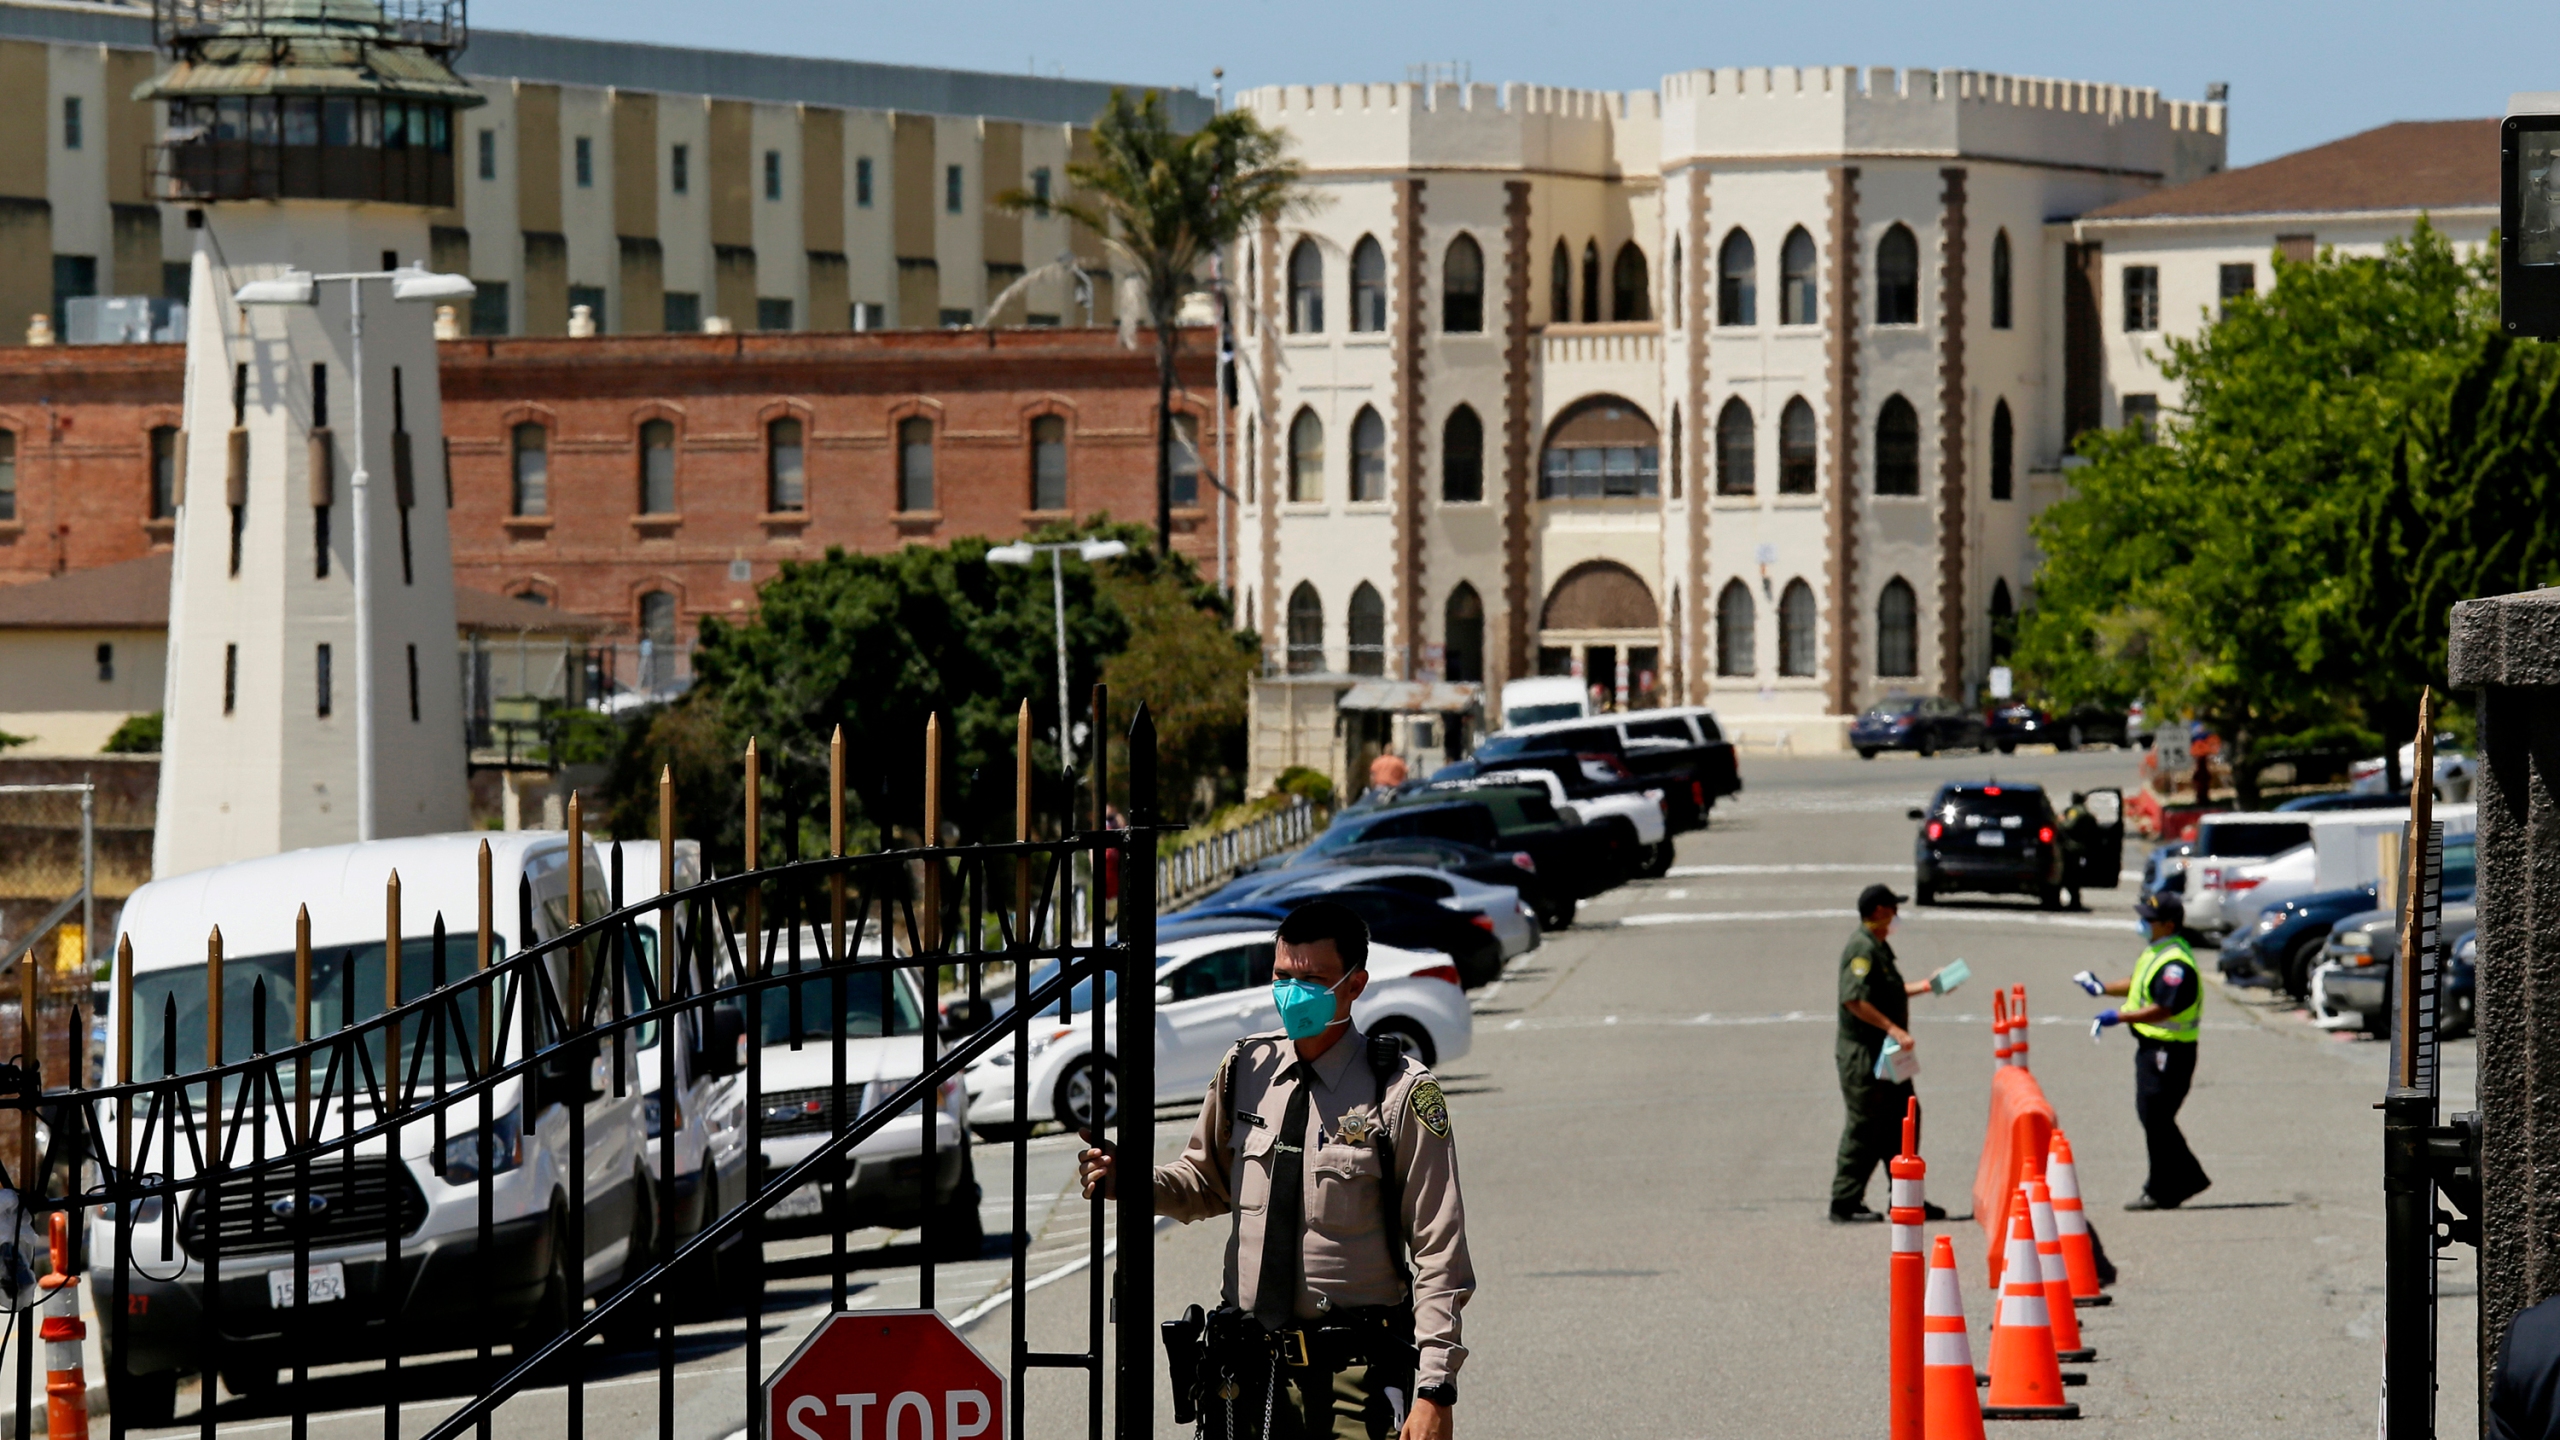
[1665,863,1903,877]
[950,1216,1174,1330]
[1614,908,2126,931]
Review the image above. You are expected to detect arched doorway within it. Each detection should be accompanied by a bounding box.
[1538,559,1661,711]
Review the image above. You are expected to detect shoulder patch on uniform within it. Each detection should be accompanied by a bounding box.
[1850,957,1871,977]
[2162,963,2185,984]
[1409,1079,1451,1138]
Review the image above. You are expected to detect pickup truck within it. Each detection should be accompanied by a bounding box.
[1463,706,1740,833]
[1418,767,1672,878]
[1296,790,1626,927]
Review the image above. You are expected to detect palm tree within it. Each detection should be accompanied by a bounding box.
[1002,90,1307,553]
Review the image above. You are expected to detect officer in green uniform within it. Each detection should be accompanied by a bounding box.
[1833,883,1957,1224]
[2075,890,2211,1209]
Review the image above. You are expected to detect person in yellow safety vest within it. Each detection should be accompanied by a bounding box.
[2072,890,2211,1211]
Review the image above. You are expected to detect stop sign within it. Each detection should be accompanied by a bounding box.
[767,1309,1008,1440]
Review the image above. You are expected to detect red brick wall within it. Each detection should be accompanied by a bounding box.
[0,345,188,582]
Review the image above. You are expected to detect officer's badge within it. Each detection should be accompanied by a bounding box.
[1851,957,1871,977]
[1409,1080,1451,1138]
[1335,1108,1377,1145]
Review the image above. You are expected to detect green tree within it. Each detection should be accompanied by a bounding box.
[101,712,161,753]
[1001,90,1308,552]
[1099,563,1257,818]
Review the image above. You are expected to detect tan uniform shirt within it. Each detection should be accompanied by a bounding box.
[1153,1028,1474,1389]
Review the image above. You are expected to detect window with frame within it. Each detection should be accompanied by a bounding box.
[510,422,547,516]
[1717,579,1756,677]
[1669,237,1682,323]
[1778,579,1816,677]
[662,291,702,333]
[1550,241,1571,324]
[855,156,872,207]
[1443,234,1483,332]
[2123,265,2160,331]
[575,136,593,188]
[1288,240,1323,334]
[1349,406,1386,503]
[1539,399,1659,500]
[1668,407,1682,499]
[1991,229,2013,330]
[149,425,178,518]
[477,128,495,181]
[1170,414,1201,507]
[639,418,676,513]
[1030,167,1052,211]
[2219,262,2256,314]
[1989,578,2015,663]
[1718,229,1756,326]
[63,96,81,150]
[1876,578,1919,677]
[765,150,783,201]
[1778,398,1817,495]
[1990,400,2014,501]
[1716,398,1755,496]
[1441,406,1483,503]
[1580,241,1600,323]
[1444,583,1484,683]
[898,416,934,511]
[1350,236,1387,333]
[1288,408,1323,502]
[1031,415,1067,511]
[945,164,963,213]
[316,642,332,717]
[1611,242,1650,322]
[1347,583,1386,676]
[1876,223,1919,325]
[1286,582,1324,674]
[671,143,688,194]
[1873,396,1920,496]
[1780,227,1818,325]
[767,417,806,512]
[2122,394,2159,442]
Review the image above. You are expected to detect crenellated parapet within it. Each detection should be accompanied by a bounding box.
[1239,81,1660,180]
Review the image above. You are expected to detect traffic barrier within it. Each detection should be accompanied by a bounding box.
[1982,1209,2080,1419]
[2008,984,2030,1071]
[2047,1132,2109,1305]
[1992,989,2014,1066]
[39,1211,87,1440]
[2024,1180,2092,1361]
[1925,1236,1989,1440]
[1972,1067,2056,1286]
[1888,1100,1927,1440]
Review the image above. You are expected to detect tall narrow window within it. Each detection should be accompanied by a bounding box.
[1243,417,1255,503]
[945,164,963,213]
[1717,579,1756,677]
[1443,234,1483,332]
[96,642,113,682]
[1989,578,2015,662]
[477,128,495,181]
[1778,580,1816,677]
[1169,414,1201,507]
[1990,229,2013,330]
[1031,415,1067,510]
[1611,242,1650,322]
[897,416,933,511]
[1779,227,1819,326]
[1778,398,1817,495]
[1550,241,1571,324]
[639,418,676,513]
[223,642,238,714]
[1716,398,1755,496]
[1350,236,1386,333]
[510,422,547,516]
[1668,408,1682,498]
[406,643,420,721]
[767,417,806,512]
[1990,400,2014,502]
[149,426,179,518]
[62,96,81,150]
[854,156,871,206]
[1288,408,1323,502]
[316,642,333,717]
[1286,582,1324,674]
[1874,396,1920,496]
[1669,237,1682,322]
[1718,229,1757,326]
[1030,167,1052,211]
[574,136,593,188]
[1444,583,1484,683]
[1876,224,1919,325]
[671,143,689,195]
[1288,240,1323,334]
[765,149,782,201]
[1349,406,1386,503]
[1877,578,1919,677]
[2123,265,2160,331]
[1580,241,1600,323]
[1442,406,1483,503]
[1347,583,1386,676]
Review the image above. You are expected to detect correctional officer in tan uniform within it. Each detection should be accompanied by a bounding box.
[1078,899,1473,1440]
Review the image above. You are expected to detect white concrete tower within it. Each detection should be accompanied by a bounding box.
[147,0,486,877]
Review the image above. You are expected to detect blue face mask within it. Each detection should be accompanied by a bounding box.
[1272,975,1347,1040]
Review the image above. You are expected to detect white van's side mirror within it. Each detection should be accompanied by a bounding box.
[1154,983,1176,1005]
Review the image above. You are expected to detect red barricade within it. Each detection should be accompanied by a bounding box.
[1971,1066,2055,1286]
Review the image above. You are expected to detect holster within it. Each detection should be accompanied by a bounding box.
[1162,1304,1208,1426]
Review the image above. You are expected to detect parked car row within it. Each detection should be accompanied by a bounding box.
[1858,698,2139,760]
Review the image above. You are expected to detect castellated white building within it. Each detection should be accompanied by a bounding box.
[1233,66,2228,747]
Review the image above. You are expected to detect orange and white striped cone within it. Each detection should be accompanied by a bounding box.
[1889,1100,1927,1440]
[2008,983,2031,1071]
[1926,1236,1988,1440]
[2047,1131,2109,1305]
[2025,1180,2092,1361]
[1993,988,2014,1067]
[1982,1209,2079,1418]
[38,1211,87,1440]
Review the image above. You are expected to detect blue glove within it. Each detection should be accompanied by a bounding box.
[2090,1008,2122,1040]
[2071,969,2104,996]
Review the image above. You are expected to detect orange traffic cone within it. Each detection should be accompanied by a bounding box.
[1889,1100,1927,1440]
[1993,988,2014,1066]
[2047,1131,2109,1305]
[1925,1236,1988,1440]
[2025,1180,2092,1361]
[1982,1209,2079,1418]
[2008,983,2030,1071]
[37,1212,86,1440]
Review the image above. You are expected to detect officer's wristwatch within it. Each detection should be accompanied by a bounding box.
[1416,1382,1457,1407]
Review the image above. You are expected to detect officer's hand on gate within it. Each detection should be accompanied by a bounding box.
[1076,1129,1118,1201]
[2072,969,2105,996]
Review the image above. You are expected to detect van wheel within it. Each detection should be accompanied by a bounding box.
[2282,936,2325,1001]
[1914,884,1937,907]
[1857,748,1878,760]
[1998,741,2017,755]
[1638,843,1675,879]
[1917,737,1937,758]
[1371,1018,1436,1068]
[513,1198,575,1356]
[219,1361,277,1400]
[1539,896,1576,930]
[1053,1056,1118,1133]
[109,1369,177,1428]
[2063,724,2085,752]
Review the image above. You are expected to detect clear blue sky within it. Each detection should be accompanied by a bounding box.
[475,0,2550,168]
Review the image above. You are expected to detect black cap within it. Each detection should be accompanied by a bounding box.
[1857,883,1907,918]
[2135,890,2185,926]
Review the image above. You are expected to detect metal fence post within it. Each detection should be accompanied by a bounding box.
[1115,703,1159,1440]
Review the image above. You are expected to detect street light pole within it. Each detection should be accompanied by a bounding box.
[986,536,1132,780]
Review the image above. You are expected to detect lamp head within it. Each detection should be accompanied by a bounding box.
[1076,540,1130,563]
[233,271,317,306]
[390,267,476,303]
[985,543,1036,566]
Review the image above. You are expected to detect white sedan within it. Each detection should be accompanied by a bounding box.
[961,931,1474,1134]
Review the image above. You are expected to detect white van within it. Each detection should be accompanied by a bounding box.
[1498,677,1588,731]
[99,833,647,1420]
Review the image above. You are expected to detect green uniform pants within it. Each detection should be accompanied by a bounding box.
[1834,1047,1918,1207]
[1208,1360,1409,1440]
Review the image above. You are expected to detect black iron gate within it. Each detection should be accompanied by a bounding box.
[0,692,1163,1440]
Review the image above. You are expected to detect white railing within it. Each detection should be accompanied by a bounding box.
[1159,797,1322,905]
[1540,324,1661,369]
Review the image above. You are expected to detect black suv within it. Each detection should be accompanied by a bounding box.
[1910,782,2124,908]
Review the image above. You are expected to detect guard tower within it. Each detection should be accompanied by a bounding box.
[143,0,485,876]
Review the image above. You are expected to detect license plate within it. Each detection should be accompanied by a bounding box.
[267,1261,345,1308]
[767,1183,827,1221]
[1975,831,2007,847]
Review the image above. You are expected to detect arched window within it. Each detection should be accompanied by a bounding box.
[1444,583,1485,683]
[1244,244,1256,335]
[1669,237,1682,322]
[1780,227,1819,325]
[639,418,676,513]
[639,590,678,692]
[1611,242,1650,322]
[1877,577,1919,677]
[1716,579,1756,677]
[896,416,932,512]
[1580,240,1601,323]
[1169,413,1201,506]
[1350,406,1386,503]
[1778,398,1818,494]
[1779,579,1817,677]
[1873,396,1920,496]
[510,422,547,516]
[765,417,807,512]
[1443,234,1483,333]
[1286,583,1325,674]
[1347,582,1386,676]
[1876,223,1919,325]
[1716,398,1755,496]
[1668,406,1682,499]
[149,425,179,518]
[1031,414,1068,510]
[1990,400,2014,502]
[1288,239,1323,333]
[1718,229,1757,326]
[1350,235,1387,333]
[1991,229,2013,330]
[1244,417,1256,504]
[1550,240,1572,324]
[1288,408,1324,502]
[1989,577,2015,662]
[1539,395,1660,499]
[1442,406,1483,503]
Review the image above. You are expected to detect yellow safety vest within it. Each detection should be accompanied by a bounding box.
[2128,935,2202,1043]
